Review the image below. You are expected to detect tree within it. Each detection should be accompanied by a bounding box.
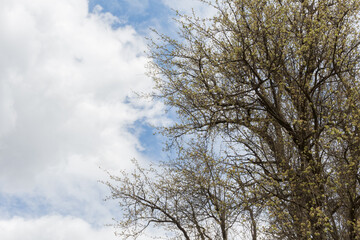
[107,0,360,239]
[106,140,260,239]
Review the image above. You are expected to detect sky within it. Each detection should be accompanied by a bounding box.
[0,0,214,239]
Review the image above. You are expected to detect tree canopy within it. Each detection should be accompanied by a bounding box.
[106,0,360,239]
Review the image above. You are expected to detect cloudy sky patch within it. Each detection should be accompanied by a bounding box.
[0,0,214,239]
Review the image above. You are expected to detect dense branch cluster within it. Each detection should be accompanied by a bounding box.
[106,0,360,239]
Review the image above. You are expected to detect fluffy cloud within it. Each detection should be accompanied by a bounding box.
[0,215,172,240]
[0,0,160,190]
[0,0,165,233]
[0,216,115,240]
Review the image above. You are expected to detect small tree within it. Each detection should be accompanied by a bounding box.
[108,0,360,239]
[106,140,260,239]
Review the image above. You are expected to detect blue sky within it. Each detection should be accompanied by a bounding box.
[0,0,213,239]
[88,0,173,32]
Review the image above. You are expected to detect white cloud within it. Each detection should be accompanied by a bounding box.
[0,215,171,240]
[0,0,165,232]
[0,216,115,240]
[0,0,161,191]
[0,83,17,137]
